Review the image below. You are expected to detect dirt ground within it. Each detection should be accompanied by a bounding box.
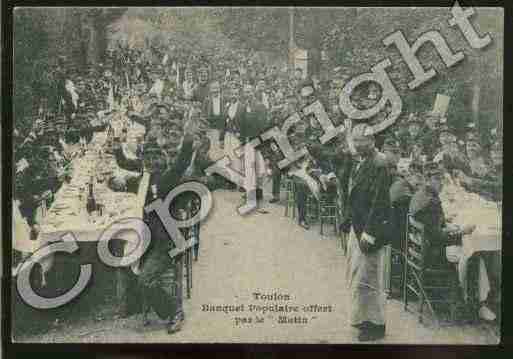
[15,186,499,344]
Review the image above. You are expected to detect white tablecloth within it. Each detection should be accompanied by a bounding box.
[13,116,150,279]
[440,176,501,301]
[458,235,500,302]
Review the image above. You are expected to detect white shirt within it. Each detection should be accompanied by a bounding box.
[149,79,164,100]
[65,79,79,109]
[213,96,221,116]
[228,101,239,120]
[261,92,270,110]
[183,81,196,100]
[184,150,198,177]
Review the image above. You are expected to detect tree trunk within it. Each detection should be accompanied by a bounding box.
[288,7,295,77]
[95,16,108,64]
[82,10,109,66]
[306,9,322,80]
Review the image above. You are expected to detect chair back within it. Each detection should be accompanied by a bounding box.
[405,214,427,275]
[185,198,201,239]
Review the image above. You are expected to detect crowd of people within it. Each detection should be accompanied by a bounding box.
[14,39,502,340]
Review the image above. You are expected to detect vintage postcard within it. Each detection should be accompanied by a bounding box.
[10,6,502,344]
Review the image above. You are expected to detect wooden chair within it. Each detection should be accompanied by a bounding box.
[318,191,340,236]
[184,237,193,299]
[335,181,348,254]
[403,215,460,327]
[388,246,404,299]
[388,202,410,298]
[183,201,200,300]
[305,193,319,225]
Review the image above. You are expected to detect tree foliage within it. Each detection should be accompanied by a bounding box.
[14,7,502,144]
[14,8,128,134]
[321,7,502,140]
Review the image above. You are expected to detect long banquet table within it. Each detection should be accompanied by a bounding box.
[14,113,150,286]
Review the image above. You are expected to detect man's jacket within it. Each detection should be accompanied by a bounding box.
[341,151,392,252]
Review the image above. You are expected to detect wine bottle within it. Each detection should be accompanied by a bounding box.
[86,176,97,214]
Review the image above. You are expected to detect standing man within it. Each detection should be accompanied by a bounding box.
[222,83,245,181]
[194,62,210,103]
[203,81,225,146]
[239,84,268,144]
[182,65,197,101]
[137,116,197,334]
[291,68,304,91]
[385,138,412,298]
[419,112,441,161]
[433,122,470,175]
[341,123,392,341]
[266,92,298,203]
[255,77,271,111]
[239,84,269,202]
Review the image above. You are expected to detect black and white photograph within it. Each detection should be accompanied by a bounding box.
[10,6,502,344]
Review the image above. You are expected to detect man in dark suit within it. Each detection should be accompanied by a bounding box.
[220,83,246,189]
[238,84,269,201]
[409,162,474,266]
[203,81,225,144]
[193,62,210,103]
[222,83,245,148]
[266,92,299,203]
[239,84,268,144]
[136,113,196,334]
[383,138,413,298]
[341,123,392,342]
[255,77,272,111]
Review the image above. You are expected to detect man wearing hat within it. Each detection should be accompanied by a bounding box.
[256,77,272,111]
[239,84,268,144]
[292,68,304,88]
[433,121,470,175]
[297,78,318,108]
[263,91,299,203]
[409,162,474,267]
[148,67,168,102]
[193,62,210,103]
[340,123,392,341]
[382,135,402,170]
[327,87,343,122]
[136,116,197,334]
[238,84,269,202]
[456,126,501,202]
[419,112,442,160]
[112,126,144,175]
[463,123,491,178]
[182,64,197,101]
